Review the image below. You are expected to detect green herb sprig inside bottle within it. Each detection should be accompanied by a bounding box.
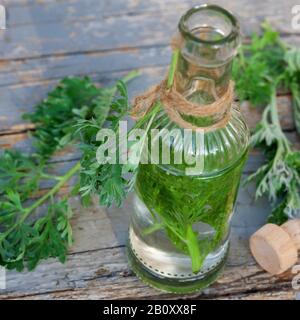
[127,4,250,293]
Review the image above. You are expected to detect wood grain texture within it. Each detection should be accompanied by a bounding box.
[0,0,299,135]
[0,176,296,300]
[3,0,299,31]
[0,148,297,297]
[1,271,295,300]
[0,0,300,301]
[0,69,297,135]
[1,0,299,60]
[0,94,296,139]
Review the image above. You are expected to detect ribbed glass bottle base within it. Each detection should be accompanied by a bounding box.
[126,227,229,294]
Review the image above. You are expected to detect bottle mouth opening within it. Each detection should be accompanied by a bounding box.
[178,4,239,45]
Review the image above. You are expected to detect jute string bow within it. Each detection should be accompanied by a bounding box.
[131,37,235,132]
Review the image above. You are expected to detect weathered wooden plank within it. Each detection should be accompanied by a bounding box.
[5,0,198,9]
[0,132,30,149]
[21,287,296,300]
[5,0,193,26]
[70,196,131,254]
[4,0,57,6]
[1,0,298,60]
[0,1,298,135]
[4,0,299,30]
[0,94,295,137]
[0,132,81,162]
[0,36,299,88]
[0,46,170,87]
[14,287,297,300]
[0,65,297,135]
[0,242,297,300]
[0,67,164,134]
[215,290,295,300]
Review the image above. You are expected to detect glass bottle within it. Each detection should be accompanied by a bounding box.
[127,4,250,293]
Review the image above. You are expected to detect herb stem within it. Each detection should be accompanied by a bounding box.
[167,49,179,89]
[1,162,81,240]
[120,70,140,84]
[22,162,81,223]
[186,225,202,273]
[270,90,281,127]
[41,173,63,181]
[269,87,291,153]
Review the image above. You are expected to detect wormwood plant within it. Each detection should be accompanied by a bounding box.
[0,45,180,271]
[0,51,180,272]
[0,73,138,271]
[233,23,300,224]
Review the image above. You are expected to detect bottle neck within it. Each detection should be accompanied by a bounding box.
[174,49,233,105]
[174,5,240,127]
[173,47,234,127]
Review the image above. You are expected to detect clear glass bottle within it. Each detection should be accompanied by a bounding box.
[127,4,250,293]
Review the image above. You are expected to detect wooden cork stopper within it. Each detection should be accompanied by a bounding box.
[282,220,300,250]
[250,221,300,275]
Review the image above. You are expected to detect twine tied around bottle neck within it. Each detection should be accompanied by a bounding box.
[131,79,234,132]
[131,36,235,132]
